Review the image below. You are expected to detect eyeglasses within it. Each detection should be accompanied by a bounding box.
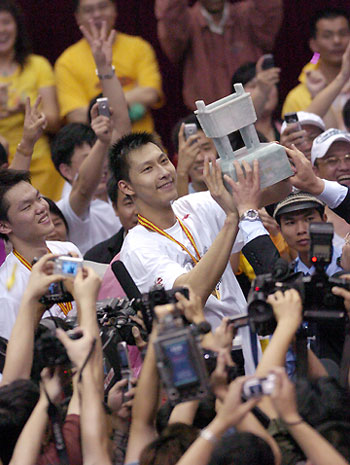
[317,154,350,167]
[79,1,112,16]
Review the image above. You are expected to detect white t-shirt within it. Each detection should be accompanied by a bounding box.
[120,191,267,374]
[0,240,81,340]
[57,194,121,255]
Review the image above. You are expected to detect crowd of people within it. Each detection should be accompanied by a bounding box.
[1,0,350,464]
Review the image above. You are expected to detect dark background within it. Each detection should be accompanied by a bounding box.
[17,0,350,154]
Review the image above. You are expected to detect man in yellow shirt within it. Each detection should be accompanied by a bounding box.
[282,8,350,129]
[55,0,163,133]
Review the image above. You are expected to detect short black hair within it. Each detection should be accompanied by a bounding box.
[43,197,69,234]
[109,132,162,184]
[106,174,118,205]
[231,62,256,89]
[0,143,8,167]
[171,114,202,153]
[0,379,40,465]
[72,0,116,13]
[50,123,96,181]
[208,432,274,465]
[0,0,32,68]
[343,99,350,130]
[310,8,350,39]
[0,169,31,240]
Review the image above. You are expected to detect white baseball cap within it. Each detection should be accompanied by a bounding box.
[281,111,326,135]
[311,128,350,165]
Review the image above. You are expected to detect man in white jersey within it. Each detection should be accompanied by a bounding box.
[0,170,81,340]
[109,132,275,374]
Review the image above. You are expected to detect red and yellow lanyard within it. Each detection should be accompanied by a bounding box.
[13,249,73,316]
[138,214,220,299]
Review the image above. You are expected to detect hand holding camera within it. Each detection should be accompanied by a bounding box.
[177,123,201,176]
[56,326,96,372]
[90,101,113,145]
[266,289,303,331]
[25,253,66,304]
[72,266,102,306]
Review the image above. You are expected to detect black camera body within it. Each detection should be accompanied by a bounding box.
[247,223,349,336]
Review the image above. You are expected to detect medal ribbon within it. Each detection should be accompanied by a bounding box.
[137,214,220,299]
[13,249,73,316]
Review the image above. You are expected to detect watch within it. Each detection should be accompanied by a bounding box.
[95,65,115,80]
[239,209,261,222]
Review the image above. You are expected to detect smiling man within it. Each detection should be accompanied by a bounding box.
[0,170,81,340]
[109,132,280,374]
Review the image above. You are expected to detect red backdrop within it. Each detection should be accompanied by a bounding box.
[17,0,350,153]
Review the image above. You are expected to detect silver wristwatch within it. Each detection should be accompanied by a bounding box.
[239,209,261,222]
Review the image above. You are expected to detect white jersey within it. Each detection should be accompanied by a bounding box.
[0,240,81,340]
[57,193,121,255]
[120,191,267,373]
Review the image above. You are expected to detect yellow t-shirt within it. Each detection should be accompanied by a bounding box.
[281,62,317,117]
[55,33,164,133]
[0,54,64,200]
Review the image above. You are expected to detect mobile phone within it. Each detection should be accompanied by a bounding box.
[96,97,110,117]
[117,342,132,394]
[184,123,197,141]
[261,54,275,70]
[284,112,303,131]
[228,314,249,329]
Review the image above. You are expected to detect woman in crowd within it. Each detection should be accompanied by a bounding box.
[0,0,63,200]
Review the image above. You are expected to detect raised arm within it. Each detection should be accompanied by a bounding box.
[124,323,160,463]
[306,41,350,119]
[9,97,47,171]
[68,104,112,217]
[80,20,131,141]
[0,254,65,386]
[270,367,350,465]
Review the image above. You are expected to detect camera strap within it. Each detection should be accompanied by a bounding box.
[13,248,73,315]
[44,390,70,465]
[138,214,220,299]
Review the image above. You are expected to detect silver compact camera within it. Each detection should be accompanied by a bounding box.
[243,374,276,399]
[52,256,83,277]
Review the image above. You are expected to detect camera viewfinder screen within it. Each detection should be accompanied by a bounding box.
[163,339,199,388]
[62,261,79,275]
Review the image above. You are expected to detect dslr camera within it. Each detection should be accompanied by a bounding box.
[247,223,350,335]
[154,308,210,405]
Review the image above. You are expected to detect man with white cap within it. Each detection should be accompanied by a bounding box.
[311,128,350,247]
[280,111,326,160]
[311,128,350,187]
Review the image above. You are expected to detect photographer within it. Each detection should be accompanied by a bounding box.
[0,170,81,341]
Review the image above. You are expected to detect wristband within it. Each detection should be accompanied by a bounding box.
[17,142,32,157]
[96,65,115,80]
[200,428,218,445]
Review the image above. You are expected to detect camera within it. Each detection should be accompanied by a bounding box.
[284,112,302,132]
[247,223,349,336]
[261,54,275,70]
[96,97,110,117]
[39,256,83,306]
[184,123,197,141]
[136,285,190,333]
[243,374,275,399]
[154,308,210,405]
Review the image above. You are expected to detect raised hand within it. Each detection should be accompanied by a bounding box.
[80,19,116,70]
